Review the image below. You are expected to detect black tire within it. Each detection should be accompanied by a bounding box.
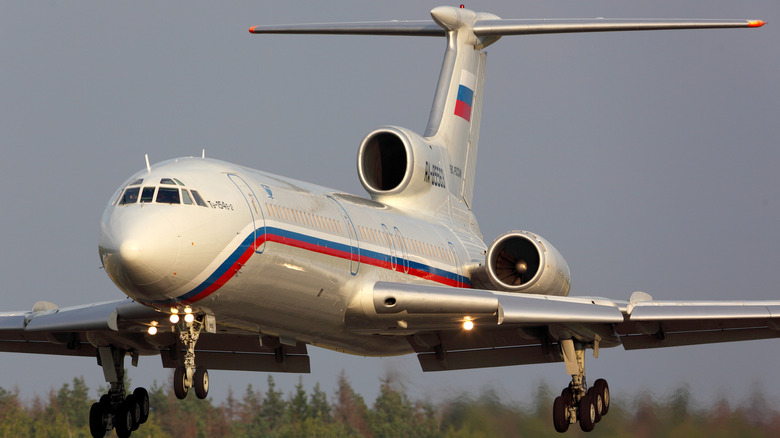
[115,402,133,438]
[587,387,603,423]
[552,395,569,433]
[578,394,596,432]
[125,394,140,431]
[194,368,209,399]
[89,402,106,438]
[560,387,574,406]
[594,379,610,416]
[174,366,188,400]
[133,387,150,424]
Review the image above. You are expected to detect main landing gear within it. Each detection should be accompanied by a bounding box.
[89,346,150,438]
[88,313,211,437]
[172,312,209,400]
[552,339,610,433]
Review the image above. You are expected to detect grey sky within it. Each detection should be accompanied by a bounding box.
[1,1,778,410]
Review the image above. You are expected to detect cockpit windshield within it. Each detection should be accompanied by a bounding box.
[140,187,155,203]
[156,187,180,204]
[116,177,208,207]
[119,187,140,205]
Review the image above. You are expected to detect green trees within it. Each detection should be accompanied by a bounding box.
[0,374,778,437]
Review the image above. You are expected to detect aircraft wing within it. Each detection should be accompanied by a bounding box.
[0,299,310,373]
[348,282,780,371]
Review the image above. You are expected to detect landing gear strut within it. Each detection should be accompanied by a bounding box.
[89,346,150,438]
[172,314,209,400]
[552,339,610,433]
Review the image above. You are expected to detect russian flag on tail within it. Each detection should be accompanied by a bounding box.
[454,69,476,122]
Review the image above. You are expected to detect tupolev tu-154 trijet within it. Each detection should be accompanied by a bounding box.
[0,5,774,437]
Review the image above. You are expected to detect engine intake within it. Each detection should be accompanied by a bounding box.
[486,231,571,296]
[358,127,414,195]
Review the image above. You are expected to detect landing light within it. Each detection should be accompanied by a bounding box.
[184,307,193,314]
[147,326,158,335]
[463,317,474,331]
[170,314,180,324]
[184,313,195,323]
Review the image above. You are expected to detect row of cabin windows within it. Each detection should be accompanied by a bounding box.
[117,177,208,207]
[357,225,455,264]
[266,204,453,264]
[266,204,344,235]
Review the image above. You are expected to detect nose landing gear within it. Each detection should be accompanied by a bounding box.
[172,313,210,400]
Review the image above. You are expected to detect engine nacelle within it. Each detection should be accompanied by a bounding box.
[485,231,571,296]
[357,126,444,200]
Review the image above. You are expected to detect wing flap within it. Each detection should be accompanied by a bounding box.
[161,336,310,373]
[620,328,780,350]
[0,338,95,357]
[161,350,310,373]
[418,343,561,372]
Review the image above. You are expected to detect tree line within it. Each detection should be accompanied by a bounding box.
[0,371,777,437]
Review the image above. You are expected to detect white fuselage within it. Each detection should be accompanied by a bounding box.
[98,157,486,356]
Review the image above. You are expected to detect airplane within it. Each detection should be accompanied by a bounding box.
[0,4,774,437]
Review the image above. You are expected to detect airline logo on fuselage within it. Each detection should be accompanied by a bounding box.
[454,69,476,122]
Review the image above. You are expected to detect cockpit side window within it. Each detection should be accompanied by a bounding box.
[156,187,181,204]
[190,190,209,207]
[112,189,124,206]
[140,187,156,203]
[119,187,140,205]
[181,190,194,205]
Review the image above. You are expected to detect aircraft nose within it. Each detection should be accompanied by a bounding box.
[118,236,174,284]
[100,209,180,301]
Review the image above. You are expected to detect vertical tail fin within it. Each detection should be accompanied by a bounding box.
[423,7,499,211]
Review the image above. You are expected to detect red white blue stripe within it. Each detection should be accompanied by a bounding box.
[146,226,471,305]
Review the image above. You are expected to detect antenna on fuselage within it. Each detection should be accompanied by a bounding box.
[145,154,151,173]
[202,149,205,159]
